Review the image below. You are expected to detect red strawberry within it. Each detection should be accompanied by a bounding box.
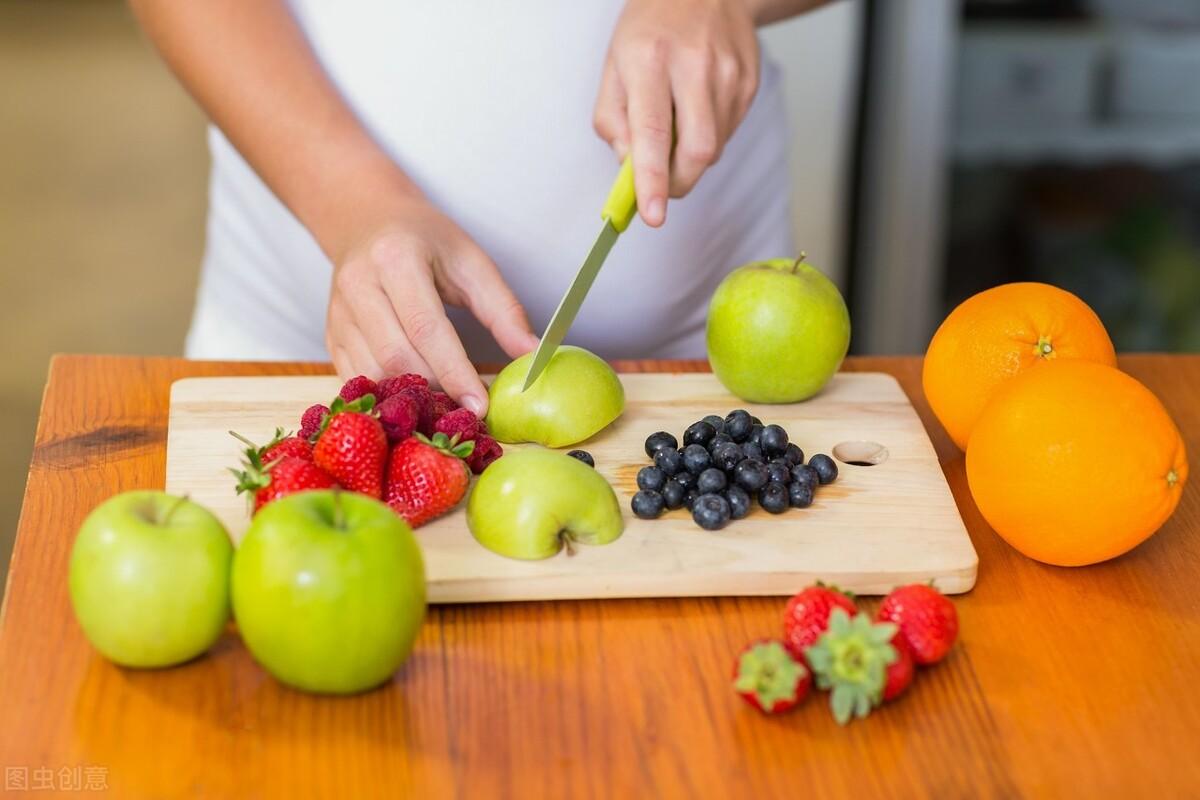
[430,390,459,420]
[782,583,858,658]
[385,432,475,527]
[878,584,959,665]
[377,392,421,443]
[231,454,337,513]
[434,408,484,441]
[339,375,378,402]
[377,373,429,400]
[732,639,810,714]
[299,404,329,441]
[230,427,313,463]
[882,634,915,702]
[804,609,899,725]
[312,396,388,498]
[465,433,503,475]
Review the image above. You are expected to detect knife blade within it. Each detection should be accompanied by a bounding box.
[522,156,638,391]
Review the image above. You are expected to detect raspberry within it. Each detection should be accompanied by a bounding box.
[376,373,429,401]
[434,408,483,441]
[377,393,421,443]
[430,391,459,420]
[466,434,503,475]
[397,386,435,436]
[339,375,378,402]
[298,404,329,440]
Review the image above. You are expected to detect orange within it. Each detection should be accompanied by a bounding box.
[966,361,1187,566]
[923,282,1116,450]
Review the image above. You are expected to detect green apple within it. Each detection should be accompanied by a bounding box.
[68,491,232,668]
[486,345,624,447]
[466,448,624,560]
[706,257,851,403]
[231,490,426,695]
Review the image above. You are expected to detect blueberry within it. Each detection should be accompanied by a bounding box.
[712,441,744,472]
[697,467,727,494]
[702,414,726,434]
[692,493,732,530]
[724,410,753,442]
[767,462,792,486]
[682,444,712,475]
[672,471,697,491]
[783,443,804,466]
[760,424,789,458]
[733,458,770,493]
[631,490,665,519]
[747,425,765,447]
[758,482,789,514]
[809,453,839,485]
[750,415,763,426]
[788,480,814,508]
[725,485,752,520]
[790,464,819,491]
[683,420,717,447]
[566,449,594,467]
[740,441,764,463]
[637,465,667,492]
[654,447,683,477]
[644,431,678,459]
[683,488,701,511]
[707,432,733,454]
[662,480,686,510]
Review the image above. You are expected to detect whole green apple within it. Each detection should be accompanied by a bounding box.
[466,448,624,560]
[486,345,624,447]
[231,490,426,695]
[706,257,851,403]
[68,490,232,668]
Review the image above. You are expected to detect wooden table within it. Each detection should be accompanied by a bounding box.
[1,355,1197,798]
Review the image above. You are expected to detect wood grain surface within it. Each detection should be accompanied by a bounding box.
[2,354,1198,799]
[165,372,976,601]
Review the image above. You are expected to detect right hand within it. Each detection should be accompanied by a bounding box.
[326,198,539,417]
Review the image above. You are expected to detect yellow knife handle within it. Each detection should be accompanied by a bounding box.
[601,155,637,233]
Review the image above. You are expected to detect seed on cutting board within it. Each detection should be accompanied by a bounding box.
[637,466,667,492]
[733,458,769,493]
[788,481,815,508]
[692,493,732,530]
[724,410,753,442]
[683,420,717,447]
[784,443,804,466]
[697,467,727,495]
[712,441,744,472]
[644,431,679,459]
[791,463,819,491]
[767,461,792,486]
[702,414,726,434]
[662,480,686,510]
[725,485,752,520]
[809,454,839,485]
[566,449,595,467]
[761,425,789,458]
[654,447,683,477]
[759,482,790,514]
[682,444,712,475]
[631,490,666,519]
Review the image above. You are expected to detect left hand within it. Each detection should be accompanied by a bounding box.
[593,0,760,228]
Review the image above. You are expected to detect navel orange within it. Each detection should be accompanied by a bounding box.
[923,282,1117,450]
[966,361,1187,566]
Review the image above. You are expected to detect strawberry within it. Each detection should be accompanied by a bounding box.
[733,639,810,714]
[230,427,312,463]
[339,375,378,402]
[312,396,388,498]
[782,583,858,658]
[804,609,899,725]
[882,633,915,702]
[385,432,474,527]
[231,453,337,513]
[878,584,959,665]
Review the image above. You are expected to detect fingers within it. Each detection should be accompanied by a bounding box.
[326,297,384,381]
[444,245,538,359]
[668,59,720,198]
[622,43,673,227]
[593,59,631,160]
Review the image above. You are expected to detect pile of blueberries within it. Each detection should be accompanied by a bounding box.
[631,409,839,531]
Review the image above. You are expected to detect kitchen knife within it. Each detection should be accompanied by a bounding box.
[521,155,638,391]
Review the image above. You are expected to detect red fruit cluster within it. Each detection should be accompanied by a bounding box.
[230,428,339,514]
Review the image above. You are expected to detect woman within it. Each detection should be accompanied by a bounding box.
[130,0,828,415]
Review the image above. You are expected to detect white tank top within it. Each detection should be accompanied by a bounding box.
[187,1,793,364]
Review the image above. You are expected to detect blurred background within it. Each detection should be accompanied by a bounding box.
[2,0,1199,584]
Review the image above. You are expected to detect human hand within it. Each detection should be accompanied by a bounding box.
[326,198,538,416]
[593,0,760,227]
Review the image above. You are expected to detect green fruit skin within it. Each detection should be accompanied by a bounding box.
[486,345,625,447]
[466,449,624,560]
[706,259,851,403]
[68,491,233,668]
[231,490,426,695]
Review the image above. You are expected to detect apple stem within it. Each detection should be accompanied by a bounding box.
[161,493,190,525]
[560,532,577,558]
[332,487,346,530]
[791,251,807,273]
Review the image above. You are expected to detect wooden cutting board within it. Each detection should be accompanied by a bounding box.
[166,373,977,602]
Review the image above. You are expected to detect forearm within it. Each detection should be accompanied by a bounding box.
[744,0,832,26]
[128,0,420,262]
